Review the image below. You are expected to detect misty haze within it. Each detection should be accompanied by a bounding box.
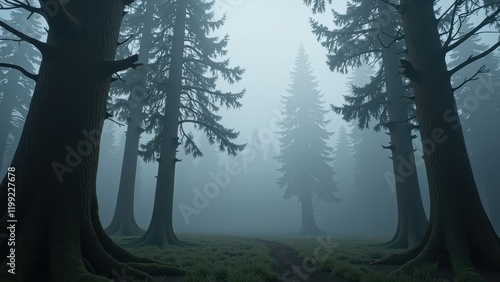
[0,0,499,281]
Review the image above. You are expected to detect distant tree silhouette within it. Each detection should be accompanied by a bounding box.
[193,136,222,179]
[276,45,340,235]
[349,122,396,236]
[176,136,224,229]
[0,9,42,173]
[332,125,354,191]
[96,122,125,226]
[105,0,156,237]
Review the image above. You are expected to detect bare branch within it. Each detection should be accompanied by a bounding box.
[443,1,461,48]
[401,95,415,101]
[0,37,22,43]
[0,62,38,80]
[382,144,395,151]
[449,40,500,75]
[443,7,500,52]
[117,34,134,47]
[379,115,416,128]
[0,19,51,54]
[377,29,404,50]
[112,72,126,83]
[100,54,142,77]
[451,65,487,91]
[0,0,45,20]
[436,1,457,23]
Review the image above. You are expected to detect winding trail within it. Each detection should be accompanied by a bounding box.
[254,238,346,282]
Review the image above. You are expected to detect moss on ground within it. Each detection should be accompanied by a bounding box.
[115,234,443,281]
[265,235,443,282]
[114,235,277,281]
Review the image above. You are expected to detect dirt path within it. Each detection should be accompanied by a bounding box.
[154,236,500,282]
[254,239,346,282]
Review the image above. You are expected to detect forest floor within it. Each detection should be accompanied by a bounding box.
[253,238,345,281]
[115,234,500,281]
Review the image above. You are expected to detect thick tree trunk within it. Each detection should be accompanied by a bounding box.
[105,101,144,236]
[0,1,182,280]
[373,1,500,281]
[300,190,322,235]
[473,144,500,233]
[133,0,187,247]
[378,2,428,249]
[482,175,500,234]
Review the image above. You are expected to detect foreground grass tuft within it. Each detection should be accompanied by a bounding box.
[114,234,277,281]
[113,234,443,281]
[265,235,443,282]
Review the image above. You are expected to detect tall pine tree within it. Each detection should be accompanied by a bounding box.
[306,0,428,248]
[104,0,157,237]
[276,45,340,235]
[134,0,245,246]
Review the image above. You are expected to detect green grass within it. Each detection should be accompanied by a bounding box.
[115,234,443,282]
[263,235,443,282]
[114,234,278,282]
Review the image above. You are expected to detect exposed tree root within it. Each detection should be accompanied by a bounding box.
[371,223,431,266]
[92,196,187,274]
[370,213,500,282]
[369,223,411,249]
[383,223,410,249]
[129,227,190,248]
[0,186,185,281]
[375,197,427,250]
[370,222,400,248]
[384,239,408,249]
[105,218,145,237]
[123,213,199,248]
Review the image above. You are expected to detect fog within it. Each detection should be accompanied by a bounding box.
[94,0,432,239]
[0,0,497,244]
[3,0,500,280]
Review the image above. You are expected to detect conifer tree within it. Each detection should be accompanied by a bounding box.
[105,0,157,237]
[96,122,124,225]
[0,0,184,279]
[369,1,500,279]
[134,0,245,246]
[304,0,428,248]
[276,45,340,235]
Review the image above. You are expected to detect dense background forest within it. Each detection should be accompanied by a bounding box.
[0,0,499,281]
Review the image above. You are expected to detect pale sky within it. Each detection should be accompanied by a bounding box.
[212,0,350,139]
